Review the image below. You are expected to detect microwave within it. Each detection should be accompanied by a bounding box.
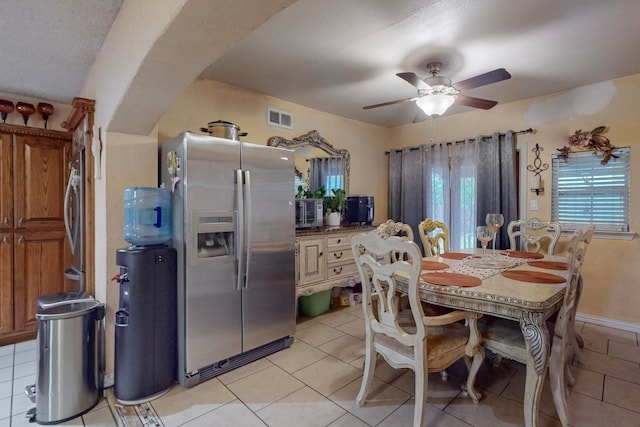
[295,199,323,228]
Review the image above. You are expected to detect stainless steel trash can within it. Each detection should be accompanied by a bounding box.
[34,300,104,424]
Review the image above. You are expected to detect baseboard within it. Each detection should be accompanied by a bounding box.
[576,312,640,334]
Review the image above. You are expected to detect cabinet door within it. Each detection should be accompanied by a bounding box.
[13,230,68,332]
[0,233,13,334]
[13,134,66,230]
[298,237,326,285]
[0,133,11,230]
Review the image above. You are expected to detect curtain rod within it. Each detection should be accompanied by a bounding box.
[385,128,535,154]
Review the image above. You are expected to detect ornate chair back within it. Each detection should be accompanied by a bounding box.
[507,217,561,255]
[418,218,449,257]
[351,231,483,427]
[375,219,414,262]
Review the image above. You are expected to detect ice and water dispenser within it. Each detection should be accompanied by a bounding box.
[114,187,177,403]
[193,211,235,263]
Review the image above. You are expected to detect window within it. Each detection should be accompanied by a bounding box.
[551,147,630,232]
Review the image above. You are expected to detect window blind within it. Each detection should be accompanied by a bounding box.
[551,148,630,232]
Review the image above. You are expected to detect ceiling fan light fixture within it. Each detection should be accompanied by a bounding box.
[416,93,456,117]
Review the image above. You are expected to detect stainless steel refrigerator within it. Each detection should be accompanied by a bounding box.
[63,137,86,292]
[160,131,296,388]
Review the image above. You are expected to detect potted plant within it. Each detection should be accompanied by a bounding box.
[296,185,326,200]
[324,188,345,227]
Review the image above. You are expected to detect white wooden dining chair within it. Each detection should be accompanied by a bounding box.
[478,226,594,427]
[375,219,414,263]
[351,231,484,427]
[375,218,454,377]
[507,217,561,255]
[556,225,594,368]
[417,218,449,257]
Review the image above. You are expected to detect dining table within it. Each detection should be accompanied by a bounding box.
[394,249,569,427]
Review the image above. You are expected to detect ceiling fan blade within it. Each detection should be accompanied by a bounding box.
[455,95,498,110]
[363,97,417,110]
[453,68,511,91]
[412,109,427,123]
[397,72,432,90]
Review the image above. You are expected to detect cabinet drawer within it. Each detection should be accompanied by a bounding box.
[327,247,353,265]
[327,262,358,280]
[326,234,351,248]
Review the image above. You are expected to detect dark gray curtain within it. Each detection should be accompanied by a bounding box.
[309,156,344,193]
[388,131,518,251]
[475,131,517,249]
[389,147,424,249]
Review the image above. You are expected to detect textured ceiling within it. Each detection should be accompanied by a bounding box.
[200,0,640,127]
[2,0,640,128]
[0,0,123,104]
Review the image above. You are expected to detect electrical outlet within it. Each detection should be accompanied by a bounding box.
[530,200,539,211]
[103,372,114,388]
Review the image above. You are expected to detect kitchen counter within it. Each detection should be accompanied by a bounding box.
[295,223,376,237]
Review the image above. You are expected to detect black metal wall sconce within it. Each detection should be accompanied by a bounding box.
[527,143,548,196]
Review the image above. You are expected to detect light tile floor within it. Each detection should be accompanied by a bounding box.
[2,304,640,426]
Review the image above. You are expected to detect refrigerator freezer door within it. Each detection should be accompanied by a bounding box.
[240,142,296,351]
[179,135,243,374]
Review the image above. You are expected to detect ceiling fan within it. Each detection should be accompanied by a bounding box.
[363,62,511,122]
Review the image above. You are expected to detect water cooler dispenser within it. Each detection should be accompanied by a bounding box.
[113,187,177,404]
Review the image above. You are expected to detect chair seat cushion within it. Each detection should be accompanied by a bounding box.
[374,322,468,368]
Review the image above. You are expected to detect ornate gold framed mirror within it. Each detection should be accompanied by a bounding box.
[269,130,350,194]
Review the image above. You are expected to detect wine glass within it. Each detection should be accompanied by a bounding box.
[486,213,504,257]
[476,226,492,258]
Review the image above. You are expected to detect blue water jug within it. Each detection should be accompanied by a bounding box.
[123,187,171,246]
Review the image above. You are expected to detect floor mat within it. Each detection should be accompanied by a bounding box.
[105,388,165,427]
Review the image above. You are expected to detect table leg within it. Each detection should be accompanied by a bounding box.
[520,312,550,427]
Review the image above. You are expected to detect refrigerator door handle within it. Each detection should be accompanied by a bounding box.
[243,170,252,289]
[235,169,244,291]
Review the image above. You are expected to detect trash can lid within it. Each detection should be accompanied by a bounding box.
[36,300,103,320]
[36,290,94,311]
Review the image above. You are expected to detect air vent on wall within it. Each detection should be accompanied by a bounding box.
[267,107,293,129]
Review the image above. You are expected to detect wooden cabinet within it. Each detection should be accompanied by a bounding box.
[295,226,375,297]
[0,232,13,335]
[13,230,68,332]
[297,237,326,286]
[0,124,71,344]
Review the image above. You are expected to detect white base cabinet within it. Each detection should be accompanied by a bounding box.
[295,226,375,297]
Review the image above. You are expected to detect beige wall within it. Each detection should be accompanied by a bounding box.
[157,80,390,224]
[156,75,640,327]
[101,132,159,373]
